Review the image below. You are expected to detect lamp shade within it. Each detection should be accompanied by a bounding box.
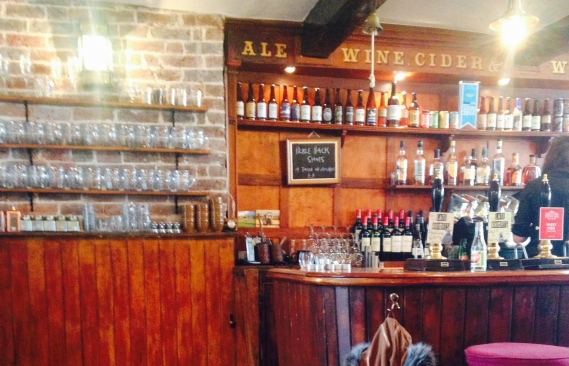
[78,20,113,89]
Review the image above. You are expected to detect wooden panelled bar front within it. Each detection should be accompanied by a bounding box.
[268,268,569,366]
[0,234,235,366]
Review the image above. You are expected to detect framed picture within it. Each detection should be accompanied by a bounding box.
[286,138,341,185]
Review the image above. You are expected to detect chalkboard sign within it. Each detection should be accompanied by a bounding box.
[286,138,341,185]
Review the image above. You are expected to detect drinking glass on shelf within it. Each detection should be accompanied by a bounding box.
[28,165,39,188]
[90,123,100,146]
[57,166,67,189]
[81,124,91,146]
[120,80,140,103]
[169,126,179,149]
[134,125,146,147]
[45,122,57,145]
[102,168,113,190]
[0,121,7,144]
[145,126,155,148]
[0,164,8,188]
[159,126,170,148]
[176,88,188,106]
[125,125,135,147]
[197,129,209,149]
[0,54,9,85]
[154,169,164,191]
[298,250,314,270]
[118,168,130,190]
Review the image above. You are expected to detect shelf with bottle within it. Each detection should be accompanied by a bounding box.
[0,187,208,197]
[0,94,208,113]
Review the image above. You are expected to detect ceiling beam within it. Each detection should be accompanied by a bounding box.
[300,0,386,59]
[515,15,569,66]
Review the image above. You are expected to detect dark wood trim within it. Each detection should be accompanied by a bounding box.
[238,173,282,186]
[301,0,383,59]
[0,232,237,239]
[516,15,569,66]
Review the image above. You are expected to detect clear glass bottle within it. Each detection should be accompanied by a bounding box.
[412,223,424,258]
[504,97,513,130]
[476,147,491,186]
[462,154,475,186]
[413,140,426,185]
[522,154,541,184]
[486,96,497,130]
[470,221,487,272]
[396,140,408,185]
[428,148,444,185]
[492,139,506,186]
[496,96,505,130]
[505,152,522,186]
[445,139,458,186]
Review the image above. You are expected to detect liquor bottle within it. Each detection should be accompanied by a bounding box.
[351,209,364,242]
[522,154,541,184]
[345,89,354,125]
[401,217,414,260]
[486,96,497,130]
[378,92,387,127]
[462,154,475,186]
[400,92,409,127]
[522,98,532,131]
[300,86,311,123]
[370,215,381,253]
[387,82,401,127]
[396,140,408,185]
[290,86,300,122]
[458,238,468,260]
[391,216,403,261]
[280,85,290,121]
[476,147,491,186]
[445,139,458,186]
[412,223,424,258]
[322,88,333,124]
[268,84,278,121]
[505,152,522,186]
[413,140,426,185]
[257,84,267,120]
[541,98,552,132]
[540,174,551,208]
[334,88,343,124]
[531,99,541,131]
[360,216,372,251]
[381,216,392,261]
[236,81,244,120]
[504,97,513,130]
[428,149,444,185]
[312,88,322,123]
[512,98,522,131]
[432,167,444,212]
[409,92,420,128]
[245,82,256,120]
[492,139,506,186]
[365,87,377,126]
[488,173,501,212]
[496,96,505,130]
[470,221,487,272]
[477,96,487,130]
[355,90,365,126]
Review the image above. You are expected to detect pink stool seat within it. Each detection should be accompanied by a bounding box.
[465,343,569,366]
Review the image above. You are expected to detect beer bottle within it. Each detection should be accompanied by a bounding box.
[365,87,377,126]
[387,82,401,127]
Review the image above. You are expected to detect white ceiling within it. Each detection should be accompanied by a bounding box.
[102,0,569,35]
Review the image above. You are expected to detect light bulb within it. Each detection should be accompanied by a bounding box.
[501,15,527,48]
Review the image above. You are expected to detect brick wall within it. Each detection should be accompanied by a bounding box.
[0,1,227,223]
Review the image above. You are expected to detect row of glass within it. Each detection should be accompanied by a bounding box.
[0,120,209,150]
[0,164,196,192]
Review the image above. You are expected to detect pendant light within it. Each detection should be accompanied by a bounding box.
[489,0,539,48]
[362,12,383,88]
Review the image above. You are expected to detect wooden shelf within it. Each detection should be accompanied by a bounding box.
[0,187,208,197]
[0,95,208,112]
[391,185,525,192]
[0,143,209,155]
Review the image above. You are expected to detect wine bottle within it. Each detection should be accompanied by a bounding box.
[300,86,311,123]
[355,90,365,126]
[391,216,403,261]
[322,88,333,124]
[311,88,322,123]
[541,98,552,132]
[257,84,267,120]
[245,82,256,120]
[486,96,497,130]
[334,88,343,124]
[402,217,414,260]
[531,99,541,131]
[268,84,278,121]
[381,216,392,261]
[360,216,372,251]
[432,167,444,212]
[280,85,290,121]
[365,87,377,126]
[387,82,401,127]
[488,173,501,212]
[370,214,381,253]
[345,89,354,125]
[236,81,244,120]
[496,96,505,130]
[290,86,300,122]
[351,209,364,243]
[522,98,532,131]
[504,97,513,130]
[409,92,420,128]
[400,91,409,127]
[477,96,487,130]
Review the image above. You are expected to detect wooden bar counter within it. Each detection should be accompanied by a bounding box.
[267,267,569,366]
[0,233,236,366]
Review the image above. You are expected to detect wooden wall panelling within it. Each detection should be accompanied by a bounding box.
[110,239,131,366]
[535,285,561,345]
[463,287,490,348]
[511,286,537,343]
[10,238,32,365]
[27,238,49,365]
[62,238,84,366]
[365,287,385,342]
[402,287,423,342]
[323,286,340,366]
[234,268,259,366]
[558,285,569,347]
[348,287,366,345]
[128,238,148,365]
[0,238,14,365]
[440,288,466,365]
[95,239,115,366]
[79,238,100,366]
[487,287,514,343]
[421,288,442,357]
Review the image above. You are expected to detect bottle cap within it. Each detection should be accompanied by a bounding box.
[542,174,549,183]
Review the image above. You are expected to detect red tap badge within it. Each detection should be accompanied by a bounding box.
[539,207,564,240]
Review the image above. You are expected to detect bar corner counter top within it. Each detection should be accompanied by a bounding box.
[267,267,569,366]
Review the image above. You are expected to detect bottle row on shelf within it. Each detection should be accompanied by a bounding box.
[478,96,569,132]
[395,138,541,187]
